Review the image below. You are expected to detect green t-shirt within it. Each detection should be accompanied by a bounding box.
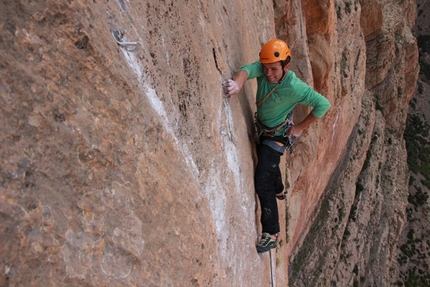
[239,60,331,133]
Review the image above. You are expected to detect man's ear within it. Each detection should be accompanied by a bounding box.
[283,62,291,72]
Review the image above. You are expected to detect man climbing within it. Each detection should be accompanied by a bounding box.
[222,39,331,253]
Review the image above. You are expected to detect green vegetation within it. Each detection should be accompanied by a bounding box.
[405,114,430,179]
[376,101,384,112]
[336,5,342,20]
[402,269,430,287]
[341,51,348,77]
[399,93,430,286]
[408,187,429,207]
[417,82,424,95]
[345,1,352,14]
[417,36,430,80]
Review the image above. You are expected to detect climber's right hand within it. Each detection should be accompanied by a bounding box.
[222,79,239,98]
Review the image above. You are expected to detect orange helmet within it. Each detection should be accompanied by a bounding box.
[259,39,291,64]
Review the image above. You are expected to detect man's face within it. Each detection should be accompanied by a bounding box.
[262,62,289,83]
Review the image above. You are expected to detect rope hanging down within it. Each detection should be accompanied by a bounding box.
[269,249,274,287]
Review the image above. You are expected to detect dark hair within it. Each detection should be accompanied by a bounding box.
[281,56,291,68]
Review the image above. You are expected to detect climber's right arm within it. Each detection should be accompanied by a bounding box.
[223,70,249,98]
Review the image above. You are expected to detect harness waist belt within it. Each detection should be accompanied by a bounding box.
[262,140,287,155]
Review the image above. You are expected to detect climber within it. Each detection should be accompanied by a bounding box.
[222,39,331,253]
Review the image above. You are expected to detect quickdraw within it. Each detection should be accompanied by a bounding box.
[283,126,296,154]
[111,29,140,52]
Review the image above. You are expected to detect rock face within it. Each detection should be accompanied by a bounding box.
[285,0,420,285]
[396,0,430,284]
[0,1,419,287]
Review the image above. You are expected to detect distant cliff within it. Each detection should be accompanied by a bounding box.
[0,0,419,286]
[282,0,420,286]
[396,0,430,285]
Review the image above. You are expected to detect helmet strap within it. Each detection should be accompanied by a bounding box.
[279,70,287,83]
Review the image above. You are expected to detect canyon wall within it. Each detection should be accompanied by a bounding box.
[0,0,419,286]
[396,0,430,284]
[284,0,420,286]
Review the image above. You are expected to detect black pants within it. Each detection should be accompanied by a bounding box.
[254,144,284,235]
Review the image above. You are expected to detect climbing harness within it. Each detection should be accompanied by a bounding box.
[254,111,293,139]
[111,29,140,52]
[254,111,296,154]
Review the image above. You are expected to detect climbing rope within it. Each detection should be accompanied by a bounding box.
[269,249,274,287]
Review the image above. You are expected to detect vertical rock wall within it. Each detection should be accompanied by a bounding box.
[273,0,367,262]
[0,0,275,286]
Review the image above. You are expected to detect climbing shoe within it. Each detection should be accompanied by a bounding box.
[256,233,277,253]
[276,192,286,200]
